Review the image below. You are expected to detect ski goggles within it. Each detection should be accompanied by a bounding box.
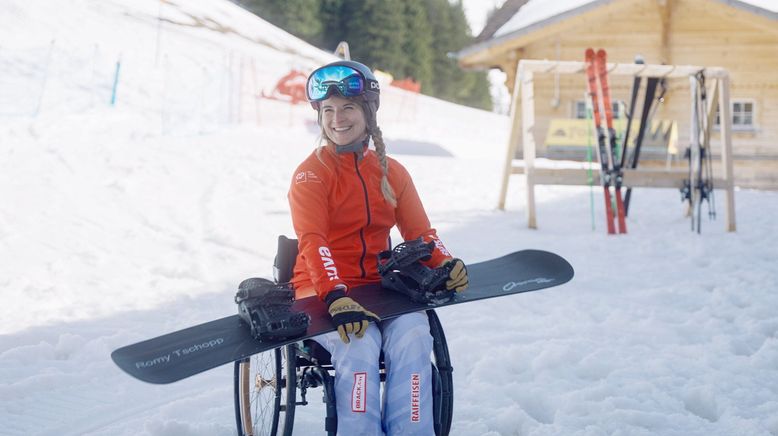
[306,65,379,103]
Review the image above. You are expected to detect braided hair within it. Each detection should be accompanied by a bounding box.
[368,124,397,207]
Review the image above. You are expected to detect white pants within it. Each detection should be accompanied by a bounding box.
[313,312,435,436]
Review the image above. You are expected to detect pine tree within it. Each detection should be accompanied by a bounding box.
[345,0,407,75]
[424,0,456,98]
[279,0,323,43]
[235,0,323,45]
[319,0,346,51]
[400,0,433,89]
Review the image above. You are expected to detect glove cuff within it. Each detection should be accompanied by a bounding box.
[324,288,347,307]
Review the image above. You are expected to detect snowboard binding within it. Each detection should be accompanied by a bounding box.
[377,238,456,305]
[235,278,310,341]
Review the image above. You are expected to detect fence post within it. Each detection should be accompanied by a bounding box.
[110,54,122,106]
[33,39,56,117]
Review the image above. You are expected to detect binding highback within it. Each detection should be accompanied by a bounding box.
[273,235,299,284]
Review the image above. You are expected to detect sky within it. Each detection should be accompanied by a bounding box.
[462,0,507,35]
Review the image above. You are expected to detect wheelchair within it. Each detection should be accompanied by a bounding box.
[234,236,454,436]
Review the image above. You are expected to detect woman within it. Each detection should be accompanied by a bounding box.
[288,60,468,435]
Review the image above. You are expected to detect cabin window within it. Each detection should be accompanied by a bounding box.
[716,100,755,129]
[612,101,625,119]
[575,100,625,119]
[574,100,587,119]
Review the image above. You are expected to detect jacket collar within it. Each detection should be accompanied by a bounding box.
[330,138,370,163]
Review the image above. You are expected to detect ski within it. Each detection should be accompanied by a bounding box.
[682,71,716,233]
[595,49,627,233]
[584,48,616,234]
[620,56,644,174]
[624,76,662,216]
[112,249,574,384]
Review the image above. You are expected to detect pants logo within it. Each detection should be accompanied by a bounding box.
[411,373,421,422]
[352,372,367,413]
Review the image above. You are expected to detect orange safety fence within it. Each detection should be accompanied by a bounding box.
[390,77,421,94]
[261,69,308,104]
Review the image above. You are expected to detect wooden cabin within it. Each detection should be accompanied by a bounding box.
[458,0,778,189]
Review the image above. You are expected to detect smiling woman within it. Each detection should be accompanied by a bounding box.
[285,59,470,435]
[319,95,367,148]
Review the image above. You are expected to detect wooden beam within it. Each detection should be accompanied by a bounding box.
[718,75,737,232]
[498,58,525,210]
[517,59,728,79]
[656,0,674,64]
[510,166,726,188]
[521,66,538,229]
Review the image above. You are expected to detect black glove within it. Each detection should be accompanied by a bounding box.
[439,258,468,292]
[325,289,380,344]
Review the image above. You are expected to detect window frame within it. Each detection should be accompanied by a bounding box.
[715,98,757,131]
[574,99,626,120]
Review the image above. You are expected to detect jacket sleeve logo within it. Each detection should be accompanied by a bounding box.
[318,246,340,281]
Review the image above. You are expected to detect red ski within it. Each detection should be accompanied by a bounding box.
[584,48,617,234]
[595,49,627,233]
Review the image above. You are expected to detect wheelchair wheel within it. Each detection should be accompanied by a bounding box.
[428,310,454,436]
[234,345,298,436]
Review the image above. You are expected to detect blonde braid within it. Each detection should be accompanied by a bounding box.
[370,125,397,207]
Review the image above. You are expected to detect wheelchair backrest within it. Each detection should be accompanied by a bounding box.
[273,235,299,284]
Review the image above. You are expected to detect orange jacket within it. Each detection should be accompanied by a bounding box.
[288,145,452,300]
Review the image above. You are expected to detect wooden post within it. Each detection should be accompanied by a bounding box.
[498,60,524,210]
[718,75,737,232]
[521,66,537,229]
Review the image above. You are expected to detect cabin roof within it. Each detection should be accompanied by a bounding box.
[463,0,778,62]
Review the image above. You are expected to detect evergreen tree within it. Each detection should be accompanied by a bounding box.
[400,0,433,90]
[235,0,322,44]
[448,0,491,110]
[279,0,323,44]
[235,0,280,26]
[345,0,407,75]
[319,0,347,51]
[424,0,456,98]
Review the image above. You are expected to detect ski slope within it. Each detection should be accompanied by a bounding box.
[1,1,778,435]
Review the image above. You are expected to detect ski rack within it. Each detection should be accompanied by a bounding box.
[498,59,736,232]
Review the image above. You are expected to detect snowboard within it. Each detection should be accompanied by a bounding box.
[112,249,574,384]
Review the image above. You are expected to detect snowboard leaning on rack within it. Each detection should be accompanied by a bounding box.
[112,249,574,384]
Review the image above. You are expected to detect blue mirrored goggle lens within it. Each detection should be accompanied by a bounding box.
[307,65,365,101]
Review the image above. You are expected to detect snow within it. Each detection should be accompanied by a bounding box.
[733,0,778,13]
[494,0,598,38]
[2,0,778,435]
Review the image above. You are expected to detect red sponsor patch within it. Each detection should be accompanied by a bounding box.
[352,372,367,413]
[411,373,421,422]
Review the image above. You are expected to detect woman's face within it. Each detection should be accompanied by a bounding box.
[320,94,367,146]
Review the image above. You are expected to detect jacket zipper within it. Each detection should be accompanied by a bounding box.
[353,153,370,278]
